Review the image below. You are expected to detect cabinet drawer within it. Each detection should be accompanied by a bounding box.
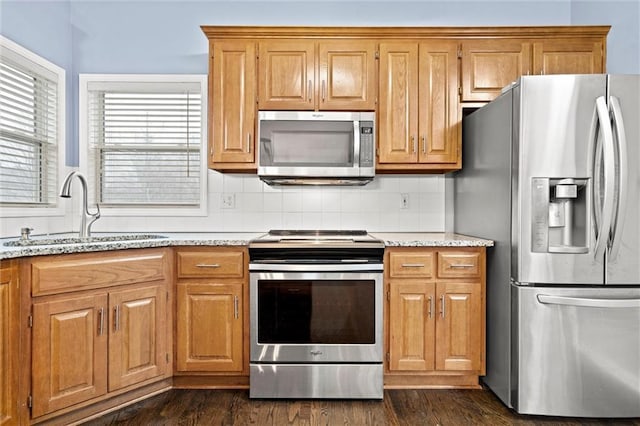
[389,252,434,278]
[31,249,169,296]
[177,250,244,278]
[437,252,481,278]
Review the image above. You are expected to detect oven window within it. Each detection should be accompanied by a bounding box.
[258,280,375,344]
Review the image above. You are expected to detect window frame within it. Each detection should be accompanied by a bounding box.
[79,74,208,217]
[0,35,66,218]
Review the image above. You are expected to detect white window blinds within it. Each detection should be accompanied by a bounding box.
[0,56,59,206]
[86,80,202,207]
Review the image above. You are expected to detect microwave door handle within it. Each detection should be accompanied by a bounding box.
[353,121,361,168]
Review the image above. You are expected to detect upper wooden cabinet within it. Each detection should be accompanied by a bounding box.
[460,39,532,102]
[460,31,606,102]
[378,41,459,171]
[201,26,609,173]
[532,38,605,75]
[258,40,376,111]
[209,40,257,170]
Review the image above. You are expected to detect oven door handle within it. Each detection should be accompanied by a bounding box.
[249,263,384,272]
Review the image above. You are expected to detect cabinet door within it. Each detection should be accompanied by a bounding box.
[176,282,243,372]
[418,42,459,164]
[32,294,108,418]
[108,285,166,391]
[532,39,604,75]
[318,40,377,110]
[388,281,435,371]
[211,40,256,166]
[378,43,419,163]
[435,281,482,372]
[0,262,18,425]
[258,41,315,110]
[461,40,532,102]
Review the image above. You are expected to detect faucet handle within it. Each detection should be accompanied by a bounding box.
[20,227,33,240]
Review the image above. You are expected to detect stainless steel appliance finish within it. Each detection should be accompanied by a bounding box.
[452,74,640,417]
[257,111,375,185]
[248,230,384,399]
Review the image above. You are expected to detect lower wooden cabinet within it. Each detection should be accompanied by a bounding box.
[176,282,244,372]
[385,247,485,387]
[174,247,248,378]
[0,260,19,425]
[25,249,171,421]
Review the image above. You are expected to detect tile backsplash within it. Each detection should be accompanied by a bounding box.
[207,172,445,232]
[1,171,446,238]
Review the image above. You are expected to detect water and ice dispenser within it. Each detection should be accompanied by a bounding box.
[531,178,589,253]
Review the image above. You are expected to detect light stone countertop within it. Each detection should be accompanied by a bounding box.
[0,231,493,260]
[373,232,494,247]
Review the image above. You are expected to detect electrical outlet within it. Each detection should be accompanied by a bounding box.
[400,193,409,209]
[222,193,235,209]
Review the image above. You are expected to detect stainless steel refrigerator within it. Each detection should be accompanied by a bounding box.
[450,74,640,417]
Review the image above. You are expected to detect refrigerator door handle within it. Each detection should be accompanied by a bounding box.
[593,96,616,261]
[537,294,640,309]
[608,96,628,261]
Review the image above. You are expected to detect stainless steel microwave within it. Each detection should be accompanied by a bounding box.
[257,111,375,185]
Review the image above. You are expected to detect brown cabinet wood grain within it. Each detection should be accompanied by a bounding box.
[258,40,376,111]
[0,261,19,425]
[27,249,171,420]
[32,293,109,417]
[378,41,459,172]
[532,38,604,75]
[174,247,248,376]
[460,39,532,102]
[210,40,257,170]
[176,282,244,372]
[108,285,167,391]
[385,247,486,387]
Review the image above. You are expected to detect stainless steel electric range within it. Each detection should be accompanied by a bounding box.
[248,230,384,399]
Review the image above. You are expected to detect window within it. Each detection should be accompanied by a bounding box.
[79,74,207,216]
[0,36,65,214]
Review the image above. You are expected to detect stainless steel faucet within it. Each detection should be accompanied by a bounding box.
[59,171,101,238]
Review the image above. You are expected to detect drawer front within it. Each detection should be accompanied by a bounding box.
[437,252,481,278]
[31,249,169,296]
[177,250,244,279]
[389,252,434,278]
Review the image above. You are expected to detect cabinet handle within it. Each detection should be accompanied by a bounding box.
[247,133,252,153]
[196,263,220,268]
[308,80,312,102]
[234,295,239,319]
[427,296,433,319]
[450,263,475,268]
[401,263,424,268]
[98,307,105,336]
[421,135,426,154]
[114,305,120,332]
[411,135,417,153]
[440,295,445,318]
[322,80,326,102]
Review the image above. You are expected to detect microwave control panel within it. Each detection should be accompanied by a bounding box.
[360,125,374,167]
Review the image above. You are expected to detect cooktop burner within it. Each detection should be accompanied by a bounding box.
[249,230,384,261]
[267,229,368,237]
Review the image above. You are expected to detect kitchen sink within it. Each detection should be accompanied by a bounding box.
[3,234,168,247]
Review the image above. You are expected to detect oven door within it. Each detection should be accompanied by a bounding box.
[250,269,383,364]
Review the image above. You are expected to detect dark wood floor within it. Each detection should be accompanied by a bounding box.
[83,389,640,426]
